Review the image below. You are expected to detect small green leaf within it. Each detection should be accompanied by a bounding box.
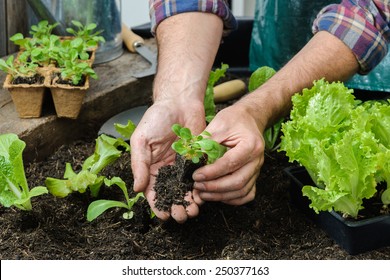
[10,33,24,42]
[71,20,83,28]
[172,142,187,155]
[86,23,97,31]
[179,127,192,140]
[114,120,136,139]
[172,124,182,136]
[123,211,134,219]
[198,139,214,151]
[192,156,200,164]
[87,199,128,222]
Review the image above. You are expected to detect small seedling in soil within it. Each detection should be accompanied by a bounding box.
[153,124,227,212]
[171,124,227,164]
[0,55,42,84]
[56,51,97,86]
[65,20,105,50]
[45,134,130,198]
[87,177,145,221]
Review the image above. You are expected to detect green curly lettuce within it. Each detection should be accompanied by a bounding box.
[280,79,390,218]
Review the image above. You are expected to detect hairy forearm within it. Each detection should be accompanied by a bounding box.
[238,31,360,131]
[153,13,223,102]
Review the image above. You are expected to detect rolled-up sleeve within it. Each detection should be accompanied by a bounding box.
[312,0,390,74]
[149,0,237,36]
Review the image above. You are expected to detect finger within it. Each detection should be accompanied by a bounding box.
[171,204,188,223]
[130,134,151,193]
[222,185,257,206]
[193,156,262,193]
[193,141,261,182]
[198,175,257,202]
[192,189,205,206]
[184,191,200,218]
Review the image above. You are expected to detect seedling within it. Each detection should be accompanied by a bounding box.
[59,55,97,85]
[29,20,59,41]
[29,34,62,66]
[171,124,227,164]
[87,177,145,221]
[0,134,48,211]
[66,20,105,50]
[0,55,39,80]
[9,33,37,53]
[45,134,130,198]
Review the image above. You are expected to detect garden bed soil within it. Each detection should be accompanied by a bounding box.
[1,137,390,260]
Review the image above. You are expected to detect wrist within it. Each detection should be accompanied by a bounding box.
[234,90,280,133]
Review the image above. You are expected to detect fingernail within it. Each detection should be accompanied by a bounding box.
[194,182,206,191]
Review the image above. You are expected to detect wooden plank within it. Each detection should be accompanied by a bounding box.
[0,0,6,56]
[6,0,28,54]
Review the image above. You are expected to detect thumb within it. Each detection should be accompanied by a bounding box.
[130,141,151,193]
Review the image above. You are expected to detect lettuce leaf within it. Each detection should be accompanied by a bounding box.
[204,63,228,123]
[248,66,276,92]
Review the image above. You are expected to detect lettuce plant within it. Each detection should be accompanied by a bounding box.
[87,177,145,221]
[0,134,48,210]
[45,133,130,198]
[280,79,390,218]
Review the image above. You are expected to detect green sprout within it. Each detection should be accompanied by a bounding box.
[66,20,105,50]
[171,124,227,164]
[87,177,145,221]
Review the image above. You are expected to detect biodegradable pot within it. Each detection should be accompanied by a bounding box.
[3,73,47,118]
[284,166,390,255]
[49,73,90,119]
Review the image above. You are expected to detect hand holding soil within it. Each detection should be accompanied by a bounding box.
[130,100,205,223]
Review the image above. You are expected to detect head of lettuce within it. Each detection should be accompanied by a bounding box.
[279,79,390,219]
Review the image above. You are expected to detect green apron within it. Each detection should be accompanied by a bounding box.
[249,0,390,92]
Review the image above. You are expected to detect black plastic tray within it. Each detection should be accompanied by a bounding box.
[284,166,390,255]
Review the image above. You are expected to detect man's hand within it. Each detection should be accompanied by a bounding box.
[130,98,205,223]
[192,103,265,205]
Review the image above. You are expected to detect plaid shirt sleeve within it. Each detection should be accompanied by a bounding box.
[149,0,237,36]
[312,0,390,74]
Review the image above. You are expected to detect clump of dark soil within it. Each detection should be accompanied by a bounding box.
[154,155,204,212]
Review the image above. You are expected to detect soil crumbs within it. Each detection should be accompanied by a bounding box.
[1,138,389,260]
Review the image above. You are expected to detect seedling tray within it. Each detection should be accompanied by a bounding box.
[284,166,390,255]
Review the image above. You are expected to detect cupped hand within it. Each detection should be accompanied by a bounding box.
[192,103,265,205]
[130,98,205,223]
